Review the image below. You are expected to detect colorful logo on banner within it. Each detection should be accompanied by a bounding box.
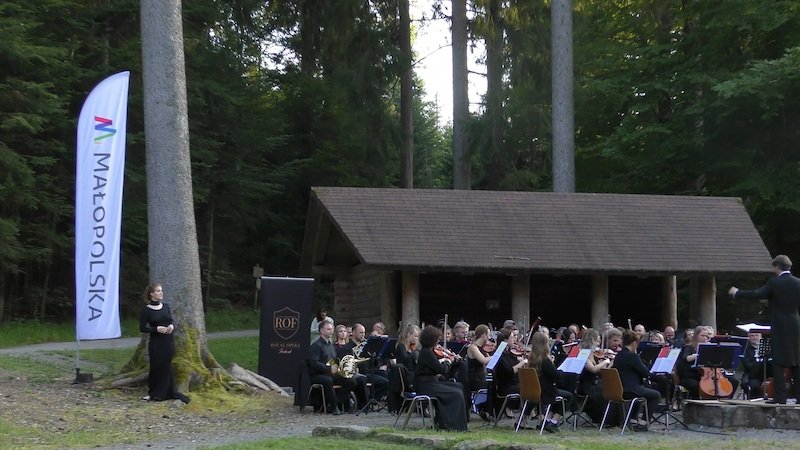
[273,306,300,340]
[94,116,117,142]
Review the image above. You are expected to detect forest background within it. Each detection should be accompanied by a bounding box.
[2,0,800,327]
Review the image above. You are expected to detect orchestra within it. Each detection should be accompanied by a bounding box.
[301,310,787,433]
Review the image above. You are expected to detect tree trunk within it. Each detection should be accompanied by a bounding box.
[399,0,413,189]
[136,0,221,393]
[551,0,574,192]
[204,202,214,312]
[452,0,470,189]
[484,0,505,189]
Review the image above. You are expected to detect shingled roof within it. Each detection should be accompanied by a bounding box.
[300,187,773,276]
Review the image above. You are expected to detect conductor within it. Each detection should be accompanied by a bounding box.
[729,254,800,404]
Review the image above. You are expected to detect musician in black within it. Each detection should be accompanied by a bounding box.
[307,321,357,414]
[740,331,767,398]
[730,254,800,404]
[613,329,661,430]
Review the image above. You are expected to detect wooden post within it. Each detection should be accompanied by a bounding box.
[662,275,678,330]
[698,276,717,331]
[591,275,609,330]
[401,271,420,327]
[511,275,530,331]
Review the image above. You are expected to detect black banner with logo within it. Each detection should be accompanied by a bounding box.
[258,276,314,389]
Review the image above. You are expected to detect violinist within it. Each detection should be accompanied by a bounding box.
[394,324,420,371]
[387,324,420,413]
[415,325,468,431]
[612,329,661,430]
[604,328,623,354]
[493,327,529,418]
[467,324,492,392]
[453,321,470,343]
[578,329,612,423]
[528,331,574,432]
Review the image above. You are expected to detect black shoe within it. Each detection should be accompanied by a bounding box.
[478,411,491,422]
[174,393,190,404]
[543,421,559,433]
[766,399,787,404]
[631,423,648,432]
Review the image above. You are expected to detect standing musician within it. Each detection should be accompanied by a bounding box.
[307,321,357,414]
[612,329,661,430]
[415,325,468,431]
[730,254,800,404]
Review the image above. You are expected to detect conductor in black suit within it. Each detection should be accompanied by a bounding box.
[730,254,800,404]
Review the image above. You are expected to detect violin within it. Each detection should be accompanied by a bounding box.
[482,337,496,354]
[434,344,459,362]
[593,348,616,361]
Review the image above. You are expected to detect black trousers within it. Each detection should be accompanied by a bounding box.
[771,362,800,403]
[309,373,358,411]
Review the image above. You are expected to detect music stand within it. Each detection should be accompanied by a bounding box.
[357,336,393,415]
[648,347,688,431]
[696,343,739,399]
[359,335,387,357]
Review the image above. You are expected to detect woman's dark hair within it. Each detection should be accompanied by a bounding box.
[622,329,640,346]
[316,308,327,321]
[419,325,441,348]
[497,327,514,344]
[143,282,161,302]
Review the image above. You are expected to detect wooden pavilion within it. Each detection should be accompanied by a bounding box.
[300,187,773,334]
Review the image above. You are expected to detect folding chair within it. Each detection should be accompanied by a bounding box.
[599,368,648,435]
[393,367,437,430]
[515,367,566,435]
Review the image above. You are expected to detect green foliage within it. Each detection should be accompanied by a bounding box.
[208,336,259,372]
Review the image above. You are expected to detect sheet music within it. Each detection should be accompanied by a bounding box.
[486,342,508,371]
[557,348,591,374]
[650,348,681,374]
[736,323,771,333]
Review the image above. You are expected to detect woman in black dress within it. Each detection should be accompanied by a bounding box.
[415,325,468,431]
[139,282,189,403]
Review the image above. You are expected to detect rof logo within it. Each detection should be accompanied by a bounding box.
[273,306,300,340]
[94,116,116,143]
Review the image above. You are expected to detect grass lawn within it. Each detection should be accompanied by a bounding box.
[0,308,261,349]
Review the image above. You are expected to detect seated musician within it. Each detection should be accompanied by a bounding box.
[467,324,492,392]
[740,331,766,398]
[333,324,369,409]
[452,321,470,343]
[613,329,661,430]
[415,325,468,431]
[529,331,575,432]
[492,327,528,418]
[371,321,387,337]
[605,327,623,353]
[579,329,613,423]
[387,324,420,413]
[350,322,389,403]
[307,321,357,414]
[678,325,739,398]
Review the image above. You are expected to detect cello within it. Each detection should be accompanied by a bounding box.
[699,367,734,399]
